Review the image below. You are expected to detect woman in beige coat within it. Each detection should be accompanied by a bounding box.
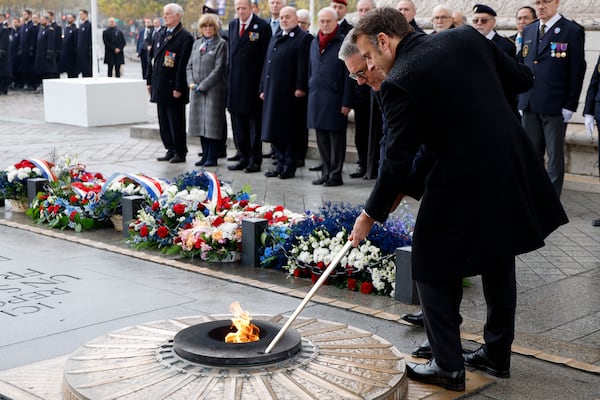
[186,13,228,167]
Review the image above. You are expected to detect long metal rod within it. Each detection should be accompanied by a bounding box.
[264,240,353,354]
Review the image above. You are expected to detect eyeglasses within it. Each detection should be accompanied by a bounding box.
[472,17,492,24]
[432,15,452,21]
[532,0,554,6]
[349,70,367,81]
[200,24,215,28]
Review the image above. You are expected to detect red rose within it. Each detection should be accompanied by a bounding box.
[183,223,192,229]
[15,160,35,169]
[82,198,89,205]
[151,201,160,211]
[274,216,288,224]
[94,173,104,180]
[69,211,78,221]
[222,202,232,210]
[140,225,149,237]
[52,205,60,214]
[264,211,273,220]
[157,226,169,238]
[173,203,186,215]
[360,281,374,295]
[212,216,224,227]
[194,240,202,249]
[316,261,325,270]
[238,199,248,208]
[274,205,284,212]
[347,278,358,291]
[69,195,78,204]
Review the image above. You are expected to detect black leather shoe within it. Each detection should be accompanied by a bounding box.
[593,219,600,227]
[244,164,261,173]
[401,311,424,327]
[406,360,465,391]
[169,155,186,163]
[228,161,248,171]
[157,152,174,161]
[463,346,510,378]
[203,161,217,167]
[411,341,432,360]
[296,160,305,167]
[195,160,205,166]
[324,179,343,187]
[312,177,327,185]
[349,167,365,179]
[279,171,295,179]
[264,169,281,177]
[262,151,274,158]
[227,154,241,162]
[309,164,323,171]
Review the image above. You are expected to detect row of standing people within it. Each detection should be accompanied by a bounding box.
[0,9,93,94]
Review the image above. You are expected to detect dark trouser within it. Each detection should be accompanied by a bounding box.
[200,136,218,164]
[140,50,148,79]
[366,96,383,179]
[107,63,121,77]
[353,99,370,170]
[157,102,187,158]
[417,256,516,371]
[230,112,262,167]
[0,77,9,94]
[272,139,296,175]
[316,129,346,183]
[521,111,565,196]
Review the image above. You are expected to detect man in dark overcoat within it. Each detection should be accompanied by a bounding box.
[47,11,61,76]
[33,15,58,83]
[9,18,20,89]
[18,10,36,90]
[147,3,194,163]
[350,8,568,391]
[260,6,311,179]
[103,17,126,78]
[0,16,11,94]
[308,7,354,187]
[60,14,78,78]
[136,18,152,79]
[77,10,92,77]
[227,0,272,173]
[517,0,585,196]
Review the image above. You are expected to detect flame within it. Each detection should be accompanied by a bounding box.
[225,301,260,343]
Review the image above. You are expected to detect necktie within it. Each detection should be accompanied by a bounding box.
[240,23,246,38]
[540,24,546,38]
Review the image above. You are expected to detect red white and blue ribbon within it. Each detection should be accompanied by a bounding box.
[101,173,165,200]
[26,158,57,182]
[204,171,222,211]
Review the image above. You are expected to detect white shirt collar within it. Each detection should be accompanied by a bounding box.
[540,13,562,31]
[485,31,496,41]
[240,15,252,27]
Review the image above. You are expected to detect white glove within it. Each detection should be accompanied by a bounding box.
[562,108,574,123]
[584,114,595,139]
[518,110,523,117]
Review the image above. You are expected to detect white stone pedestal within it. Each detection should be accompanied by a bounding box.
[43,78,148,127]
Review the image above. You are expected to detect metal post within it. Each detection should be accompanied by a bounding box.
[121,195,146,237]
[27,178,49,207]
[394,246,420,305]
[241,218,268,267]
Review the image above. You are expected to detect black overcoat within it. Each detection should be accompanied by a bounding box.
[146,23,193,105]
[0,24,11,78]
[34,25,57,75]
[226,15,271,114]
[584,55,600,120]
[260,26,311,144]
[18,21,36,75]
[364,27,568,280]
[77,20,92,76]
[60,24,78,75]
[103,26,126,66]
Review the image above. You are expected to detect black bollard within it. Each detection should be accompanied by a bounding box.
[27,178,49,207]
[241,218,268,267]
[394,246,420,305]
[121,195,146,237]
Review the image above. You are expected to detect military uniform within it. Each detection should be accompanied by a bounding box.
[60,23,78,78]
[0,22,12,94]
[34,24,57,81]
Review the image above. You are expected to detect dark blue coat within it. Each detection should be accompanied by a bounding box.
[77,20,92,76]
[34,25,57,75]
[227,14,271,114]
[60,24,78,75]
[9,27,19,77]
[0,24,11,78]
[103,26,126,66]
[260,26,311,144]
[518,16,586,114]
[18,21,36,75]
[583,55,600,120]
[146,23,193,105]
[307,30,353,132]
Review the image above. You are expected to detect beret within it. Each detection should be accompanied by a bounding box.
[332,0,348,6]
[473,4,496,16]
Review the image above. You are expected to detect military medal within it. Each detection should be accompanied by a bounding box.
[554,27,561,34]
[550,42,557,58]
[559,42,568,57]
[522,44,529,58]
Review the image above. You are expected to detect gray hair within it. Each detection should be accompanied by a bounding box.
[338,29,360,61]
[318,6,338,21]
[165,3,185,17]
[358,0,378,9]
[297,8,310,20]
[432,4,453,16]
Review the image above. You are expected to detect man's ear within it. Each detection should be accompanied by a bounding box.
[376,32,389,51]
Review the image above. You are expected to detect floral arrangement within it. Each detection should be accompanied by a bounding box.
[0,159,55,201]
[261,202,413,297]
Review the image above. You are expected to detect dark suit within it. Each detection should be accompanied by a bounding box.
[51,22,62,72]
[18,20,36,88]
[366,26,567,371]
[0,23,11,94]
[338,18,352,35]
[518,16,586,195]
[147,23,194,159]
[227,15,272,169]
[103,26,126,77]
[60,24,78,78]
[137,26,152,78]
[307,29,354,185]
[34,24,58,80]
[260,26,311,176]
[9,26,20,88]
[583,55,600,176]
[77,20,92,77]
